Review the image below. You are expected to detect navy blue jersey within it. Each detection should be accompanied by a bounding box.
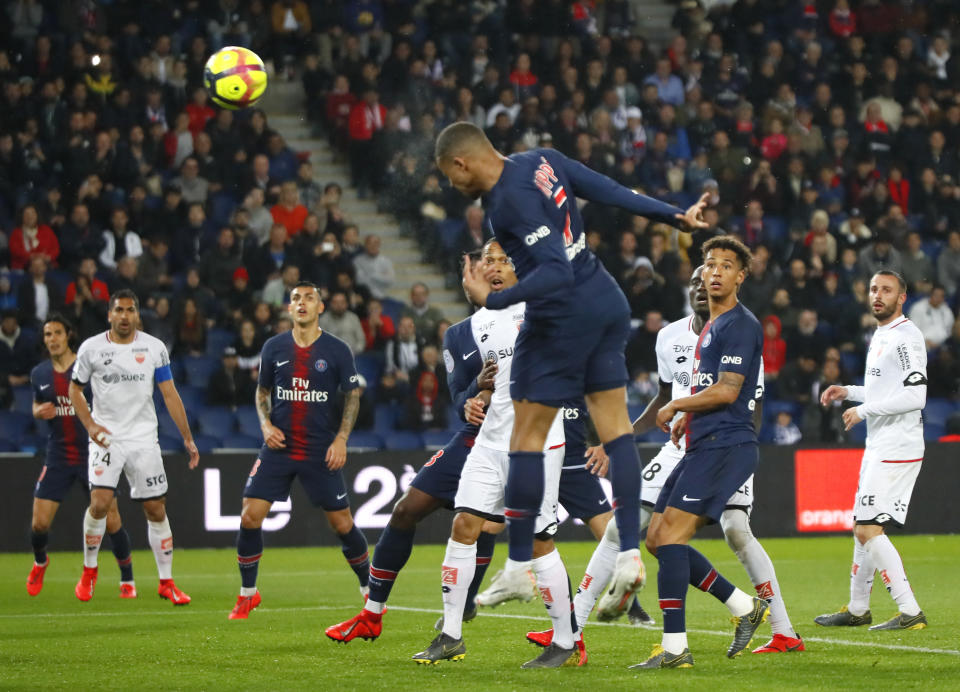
[31,360,88,467]
[258,330,359,461]
[441,316,482,437]
[561,399,590,468]
[687,302,763,451]
[483,148,684,320]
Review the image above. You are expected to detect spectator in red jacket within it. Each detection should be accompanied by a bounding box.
[887,164,910,215]
[828,0,856,38]
[509,52,539,101]
[361,298,396,353]
[348,89,386,198]
[763,314,787,378]
[326,74,357,153]
[270,181,309,236]
[185,87,216,136]
[10,204,59,270]
[65,257,109,305]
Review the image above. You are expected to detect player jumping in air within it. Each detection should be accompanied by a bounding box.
[70,290,198,604]
[230,281,368,619]
[325,250,502,640]
[815,270,928,631]
[637,236,770,669]
[27,314,136,598]
[410,241,580,669]
[438,122,708,612]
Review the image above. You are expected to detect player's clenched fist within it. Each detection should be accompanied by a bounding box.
[465,390,491,426]
[261,421,286,449]
[820,384,848,407]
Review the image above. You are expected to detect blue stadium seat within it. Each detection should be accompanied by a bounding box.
[158,413,183,440]
[356,354,383,396]
[0,439,17,452]
[193,434,222,453]
[220,433,261,449]
[235,406,261,438]
[384,431,424,450]
[18,433,42,454]
[182,356,218,388]
[209,192,239,227]
[347,431,384,451]
[158,435,182,452]
[197,407,236,438]
[763,400,801,422]
[12,386,33,415]
[169,358,186,383]
[177,384,207,412]
[846,423,867,443]
[0,411,32,445]
[373,403,398,434]
[924,398,956,426]
[422,430,451,450]
[924,423,946,441]
[206,328,237,358]
[381,298,405,324]
[639,428,669,444]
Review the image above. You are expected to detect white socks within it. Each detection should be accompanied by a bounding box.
[532,549,576,649]
[724,588,755,617]
[364,600,385,614]
[662,631,688,654]
[441,539,476,640]
[573,535,619,629]
[148,516,174,580]
[83,508,106,569]
[864,535,921,616]
[721,509,795,637]
[848,538,875,616]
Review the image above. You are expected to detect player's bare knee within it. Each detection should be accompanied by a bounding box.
[603,514,620,545]
[532,537,554,557]
[854,523,883,544]
[142,501,166,523]
[720,509,754,554]
[326,509,354,535]
[88,495,111,519]
[451,512,482,544]
[32,517,51,533]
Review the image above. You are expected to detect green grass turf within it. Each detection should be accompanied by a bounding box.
[1,535,957,691]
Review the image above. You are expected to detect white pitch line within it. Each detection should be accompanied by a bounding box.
[3,603,957,657]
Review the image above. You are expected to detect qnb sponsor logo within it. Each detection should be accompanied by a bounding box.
[525,225,551,246]
[798,509,854,530]
[276,377,329,402]
[720,355,742,365]
[565,232,586,260]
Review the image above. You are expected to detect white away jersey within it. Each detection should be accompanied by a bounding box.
[470,302,564,451]
[73,330,172,445]
[655,315,764,447]
[849,317,927,459]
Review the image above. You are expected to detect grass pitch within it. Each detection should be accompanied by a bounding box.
[1,535,957,691]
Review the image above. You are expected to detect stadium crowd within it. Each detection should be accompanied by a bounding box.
[2,0,960,451]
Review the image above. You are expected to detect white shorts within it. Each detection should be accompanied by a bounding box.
[853,448,923,527]
[454,443,564,536]
[640,444,754,512]
[89,440,167,500]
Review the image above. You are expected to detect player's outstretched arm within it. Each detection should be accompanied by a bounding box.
[69,380,111,448]
[820,384,850,406]
[656,371,745,431]
[326,388,360,470]
[158,380,199,468]
[562,154,708,231]
[633,379,673,436]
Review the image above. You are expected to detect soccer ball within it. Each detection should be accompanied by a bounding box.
[204,46,268,110]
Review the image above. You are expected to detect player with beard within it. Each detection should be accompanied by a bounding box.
[815,271,928,631]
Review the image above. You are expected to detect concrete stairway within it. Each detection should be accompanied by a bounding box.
[259,80,469,322]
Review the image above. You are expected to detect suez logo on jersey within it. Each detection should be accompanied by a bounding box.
[275,377,328,402]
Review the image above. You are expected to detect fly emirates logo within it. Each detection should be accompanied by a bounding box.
[276,377,328,402]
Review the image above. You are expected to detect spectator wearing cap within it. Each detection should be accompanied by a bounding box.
[10,204,59,270]
[270,180,309,237]
[317,291,365,355]
[910,284,955,350]
[208,346,257,409]
[401,283,445,346]
[858,232,903,280]
[353,234,395,300]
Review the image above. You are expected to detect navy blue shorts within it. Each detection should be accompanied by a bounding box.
[510,267,630,405]
[654,443,758,523]
[35,463,88,502]
[244,453,349,511]
[409,432,474,509]
[558,464,611,521]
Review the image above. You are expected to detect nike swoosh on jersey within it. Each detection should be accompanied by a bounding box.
[276,360,290,367]
[682,494,701,502]
[39,384,50,390]
[462,350,477,360]
[336,492,347,500]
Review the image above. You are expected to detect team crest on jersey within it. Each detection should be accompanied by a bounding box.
[701,332,712,348]
[135,353,145,363]
[315,359,328,372]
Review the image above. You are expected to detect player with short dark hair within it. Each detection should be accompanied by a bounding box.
[815,270,928,631]
[325,250,502,642]
[230,282,368,619]
[637,235,770,669]
[26,314,136,597]
[70,294,199,604]
[439,122,709,616]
